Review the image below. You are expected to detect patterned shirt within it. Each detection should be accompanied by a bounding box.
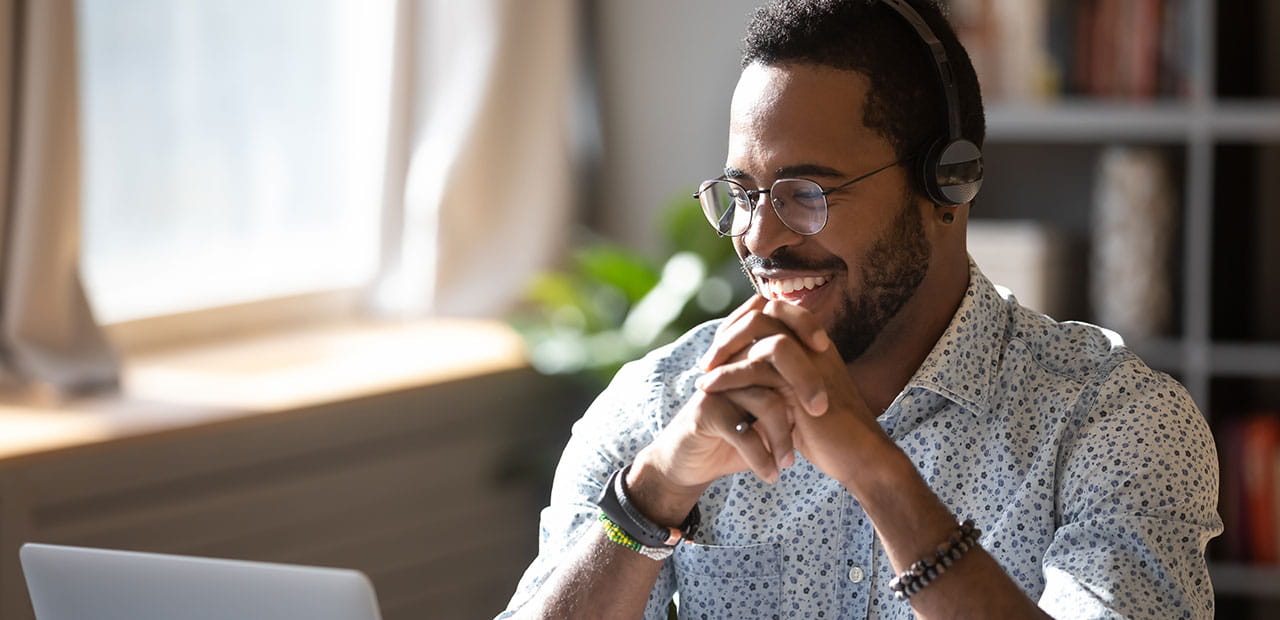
[499,260,1222,619]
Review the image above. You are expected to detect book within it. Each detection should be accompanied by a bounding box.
[1241,413,1280,563]
[951,0,1191,100]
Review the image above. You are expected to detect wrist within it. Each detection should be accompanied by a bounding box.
[835,431,914,497]
[626,449,707,527]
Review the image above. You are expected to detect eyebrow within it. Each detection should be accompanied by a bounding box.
[723,164,848,182]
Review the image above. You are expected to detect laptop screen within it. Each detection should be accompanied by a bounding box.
[21,543,383,620]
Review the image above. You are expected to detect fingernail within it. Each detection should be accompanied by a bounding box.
[780,451,795,468]
[695,375,708,390]
[698,353,712,370]
[808,391,829,415]
[812,330,830,352]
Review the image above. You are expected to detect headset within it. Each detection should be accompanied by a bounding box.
[879,0,983,206]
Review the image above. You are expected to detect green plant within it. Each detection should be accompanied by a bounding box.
[510,190,752,386]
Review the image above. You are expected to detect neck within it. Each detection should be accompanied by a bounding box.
[845,248,968,414]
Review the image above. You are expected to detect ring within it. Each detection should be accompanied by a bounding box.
[734,413,758,434]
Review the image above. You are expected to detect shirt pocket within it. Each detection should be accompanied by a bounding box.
[672,541,782,620]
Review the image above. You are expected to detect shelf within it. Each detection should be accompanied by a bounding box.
[1210,343,1280,377]
[986,100,1194,142]
[1122,340,1280,378]
[1210,563,1280,598]
[985,100,1280,143]
[1127,338,1186,373]
[1211,101,1280,141]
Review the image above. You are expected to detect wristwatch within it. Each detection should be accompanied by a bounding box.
[597,466,700,558]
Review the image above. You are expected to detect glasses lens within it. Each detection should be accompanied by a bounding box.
[771,179,828,234]
[697,180,752,236]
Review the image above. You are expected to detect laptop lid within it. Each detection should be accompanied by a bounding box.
[20,543,383,620]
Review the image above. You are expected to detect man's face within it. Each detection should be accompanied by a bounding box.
[727,62,932,362]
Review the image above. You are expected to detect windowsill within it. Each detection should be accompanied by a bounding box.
[0,318,527,466]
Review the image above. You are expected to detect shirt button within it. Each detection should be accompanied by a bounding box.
[848,565,865,583]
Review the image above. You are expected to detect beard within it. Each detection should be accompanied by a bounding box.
[827,196,931,361]
[741,190,932,362]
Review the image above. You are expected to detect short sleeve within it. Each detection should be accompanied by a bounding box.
[1038,360,1223,619]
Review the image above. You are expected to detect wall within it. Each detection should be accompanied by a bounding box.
[592,0,759,250]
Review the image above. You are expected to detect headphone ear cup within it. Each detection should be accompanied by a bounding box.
[918,138,948,204]
[920,138,984,206]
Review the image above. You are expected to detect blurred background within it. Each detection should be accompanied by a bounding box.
[0,0,1276,618]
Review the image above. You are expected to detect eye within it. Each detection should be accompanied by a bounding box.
[727,186,752,205]
[793,187,824,201]
[777,180,826,208]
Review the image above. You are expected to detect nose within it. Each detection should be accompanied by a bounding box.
[741,192,804,259]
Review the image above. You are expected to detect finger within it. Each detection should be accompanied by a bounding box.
[698,335,829,416]
[761,299,831,354]
[698,389,785,483]
[713,413,781,484]
[724,293,768,327]
[699,296,767,369]
[700,307,792,371]
[717,386,796,470]
[747,335,828,416]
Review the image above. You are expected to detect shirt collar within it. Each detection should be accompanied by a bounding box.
[903,257,1009,418]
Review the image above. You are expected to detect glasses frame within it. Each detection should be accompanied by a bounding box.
[693,156,912,237]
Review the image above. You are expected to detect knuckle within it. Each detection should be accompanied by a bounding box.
[753,334,785,356]
[764,299,795,318]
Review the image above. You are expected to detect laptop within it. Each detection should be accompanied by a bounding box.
[20,543,383,620]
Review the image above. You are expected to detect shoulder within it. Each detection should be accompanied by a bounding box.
[995,294,1208,444]
[1003,298,1133,386]
[1002,298,1198,420]
[570,319,721,447]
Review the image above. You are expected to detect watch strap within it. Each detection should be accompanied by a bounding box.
[597,466,700,548]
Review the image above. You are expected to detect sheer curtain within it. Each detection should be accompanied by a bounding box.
[373,0,577,318]
[0,0,576,396]
[0,0,117,396]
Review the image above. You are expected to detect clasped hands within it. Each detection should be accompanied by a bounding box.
[635,295,888,505]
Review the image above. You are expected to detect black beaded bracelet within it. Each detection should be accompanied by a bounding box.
[888,518,981,601]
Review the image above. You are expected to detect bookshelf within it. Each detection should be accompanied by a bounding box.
[957,0,1280,612]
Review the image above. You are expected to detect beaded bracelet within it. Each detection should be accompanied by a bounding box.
[888,518,982,601]
[598,513,677,561]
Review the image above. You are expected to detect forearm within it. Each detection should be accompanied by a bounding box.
[846,439,1052,620]
[510,524,664,619]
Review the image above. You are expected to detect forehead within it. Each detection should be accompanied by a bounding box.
[727,62,892,177]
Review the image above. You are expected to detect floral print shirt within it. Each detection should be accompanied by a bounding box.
[499,260,1222,619]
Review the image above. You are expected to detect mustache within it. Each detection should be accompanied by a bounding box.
[740,248,845,273]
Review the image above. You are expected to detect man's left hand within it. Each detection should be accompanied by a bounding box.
[696,297,892,485]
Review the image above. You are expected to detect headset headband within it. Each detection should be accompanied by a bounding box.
[878,0,982,206]
[879,0,962,142]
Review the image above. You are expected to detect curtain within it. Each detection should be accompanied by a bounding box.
[0,0,118,395]
[372,0,577,318]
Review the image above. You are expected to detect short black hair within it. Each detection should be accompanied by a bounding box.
[743,0,984,164]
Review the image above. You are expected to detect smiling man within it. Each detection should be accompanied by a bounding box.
[499,1,1221,618]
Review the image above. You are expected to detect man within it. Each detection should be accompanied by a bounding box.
[499,1,1221,618]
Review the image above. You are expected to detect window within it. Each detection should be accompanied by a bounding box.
[77,0,395,323]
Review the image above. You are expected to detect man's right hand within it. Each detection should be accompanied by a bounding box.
[626,387,789,525]
[624,294,831,525]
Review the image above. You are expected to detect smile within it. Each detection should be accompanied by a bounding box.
[759,275,828,301]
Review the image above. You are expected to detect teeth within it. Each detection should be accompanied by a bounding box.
[761,275,828,299]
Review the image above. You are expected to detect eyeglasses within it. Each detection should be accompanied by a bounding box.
[693,157,910,237]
